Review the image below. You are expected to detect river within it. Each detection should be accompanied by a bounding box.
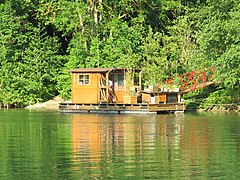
[0,109,239,179]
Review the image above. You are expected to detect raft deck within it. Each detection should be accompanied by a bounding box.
[59,102,185,114]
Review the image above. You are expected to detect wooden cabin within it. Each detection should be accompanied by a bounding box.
[59,68,185,114]
[70,68,142,104]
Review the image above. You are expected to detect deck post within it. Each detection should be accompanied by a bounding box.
[177,93,181,103]
[139,71,142,89]
[106,72,109,103]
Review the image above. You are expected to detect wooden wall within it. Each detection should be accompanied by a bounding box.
[142,93,151,103]
[142,93,180,104]
[115,90,126,103]
[71,72,132,104]
[72,73,99,103]
[159,94,167,103]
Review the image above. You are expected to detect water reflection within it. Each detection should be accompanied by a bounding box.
[70,114,185,178]
[70,113,240,179]
[1,111,239,179]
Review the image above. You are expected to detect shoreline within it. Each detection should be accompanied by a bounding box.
[197,104,240,113]
[1,98,239,114]
[25,96,69,111]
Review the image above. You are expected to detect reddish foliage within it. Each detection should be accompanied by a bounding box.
[158,68,216,92]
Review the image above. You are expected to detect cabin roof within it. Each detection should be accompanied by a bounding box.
[70,68,113,73]
[70,68,141,73]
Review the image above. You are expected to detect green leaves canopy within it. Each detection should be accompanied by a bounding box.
[0,0,239,106]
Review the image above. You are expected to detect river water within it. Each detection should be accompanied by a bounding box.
[0,110,239,179]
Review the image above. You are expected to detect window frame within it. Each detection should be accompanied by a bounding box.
[78,74,90,85]
[109,73,126,90]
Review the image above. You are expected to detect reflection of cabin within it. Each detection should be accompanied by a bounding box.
[71,68,141,104]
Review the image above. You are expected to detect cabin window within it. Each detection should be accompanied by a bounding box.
[79,74,90,85]
[118,74,124,86]
[167,93,178,103]
[109,74,114,87]
[109,73,125,90]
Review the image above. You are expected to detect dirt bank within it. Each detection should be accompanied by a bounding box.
[25,96,70,111]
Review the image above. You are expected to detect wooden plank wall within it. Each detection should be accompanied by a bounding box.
[71,72,132,104]
[72,73,99,103]
[115,90,126,103]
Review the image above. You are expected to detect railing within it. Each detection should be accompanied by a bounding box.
[158,67,217,93]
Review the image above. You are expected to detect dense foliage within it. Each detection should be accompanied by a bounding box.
[0,0,239,107]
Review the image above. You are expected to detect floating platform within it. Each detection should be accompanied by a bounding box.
[59,102,185,114]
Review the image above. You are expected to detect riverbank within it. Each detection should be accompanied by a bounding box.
[2,98,239,113]
[197,104,240,113]
[25,96,69,111]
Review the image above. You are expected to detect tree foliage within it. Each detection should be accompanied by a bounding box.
[0,0,239,106]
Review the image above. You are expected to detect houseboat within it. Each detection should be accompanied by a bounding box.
[59,68,185,114]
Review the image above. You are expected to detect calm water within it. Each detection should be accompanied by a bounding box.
[0,110,240,179]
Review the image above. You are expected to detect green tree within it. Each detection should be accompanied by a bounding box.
[189,0,240,103]
[0,1,61,106]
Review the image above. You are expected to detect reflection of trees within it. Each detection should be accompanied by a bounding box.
[2,111,238,179]
[0,111,73,179]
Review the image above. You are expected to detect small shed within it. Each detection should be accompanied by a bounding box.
[70,68,142,104]
[141,86,181,104]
